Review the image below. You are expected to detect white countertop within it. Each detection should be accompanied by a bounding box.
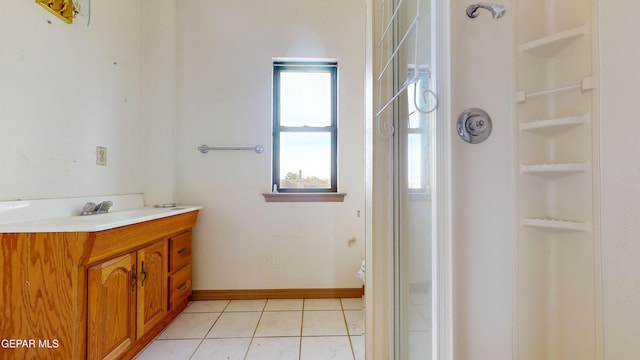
[0,205,203,233]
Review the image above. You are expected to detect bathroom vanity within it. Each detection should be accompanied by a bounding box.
[0,197,201,360]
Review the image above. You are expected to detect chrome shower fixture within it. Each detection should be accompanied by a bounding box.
[466,3,506,20]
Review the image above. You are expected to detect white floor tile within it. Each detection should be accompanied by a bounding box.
[302,311,348,336]
[190,338,251,360]
[183,300,229,313]
[137,299,364,360]
[255,311,303,337]
[300,336,354,360]
[344,310,365,335]
[245,337,300,360]
[265,298,304,311]
[135,339,200,360]
[225,299,267,312]
[304,298,343,310]
[206,311,262,338]
[157,312,220,339]
[341,298,364,310]
[350,336,365,360]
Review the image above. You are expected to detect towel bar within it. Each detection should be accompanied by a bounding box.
[197,144,264,154]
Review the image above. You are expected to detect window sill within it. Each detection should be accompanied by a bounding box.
[262,192,347,203]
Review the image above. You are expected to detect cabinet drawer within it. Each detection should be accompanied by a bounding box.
[169,263,192,308]
[169,231,191,273]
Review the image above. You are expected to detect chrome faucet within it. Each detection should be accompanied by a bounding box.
[81,201,113,215]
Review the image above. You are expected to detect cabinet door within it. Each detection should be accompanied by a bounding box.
[137,240,168,337]
[87,253,137,360]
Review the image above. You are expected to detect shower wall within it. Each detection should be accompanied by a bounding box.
[453,0,639,359]
[450,1,515,359]
[599,2,640,359]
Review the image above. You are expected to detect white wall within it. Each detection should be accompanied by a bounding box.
[450,1,515,359]
[0,0,143,201]
[141,0,178,205]
[368,0,393,357]
[599,2,640,359]
[175,0,367,290]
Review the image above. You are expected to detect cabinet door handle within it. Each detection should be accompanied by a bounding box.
[177,281,187,290]
[177,247,188,255]
[131,265,138,292]
[140,261,148,287]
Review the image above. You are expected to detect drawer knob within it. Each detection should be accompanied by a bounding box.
[177,247,188,255]
[177,281,188,290]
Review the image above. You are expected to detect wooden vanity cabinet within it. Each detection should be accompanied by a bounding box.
[87,240,168,360]
[168,231,193,309]
[0,211,198,360]
[87,254,137,360]
[136,240,168,336]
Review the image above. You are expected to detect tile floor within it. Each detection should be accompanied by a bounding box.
[135,298,364,360]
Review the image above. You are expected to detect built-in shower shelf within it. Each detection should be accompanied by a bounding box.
[521,217,590,233]
[519,25,588,56]
[515,0,600,356]
[520,114,589,135]
[515,77,594,103]
[520,162,590,177]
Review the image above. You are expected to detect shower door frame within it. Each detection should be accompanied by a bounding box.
[383,0,454,359]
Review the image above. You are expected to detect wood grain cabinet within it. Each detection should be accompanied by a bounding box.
[87,240,169,360]
[87,254,137,360]
[168,231,192,310]
[136,240,168,337]
[0,211,199,360]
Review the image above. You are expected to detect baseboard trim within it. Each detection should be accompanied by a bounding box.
[190,288,364,301]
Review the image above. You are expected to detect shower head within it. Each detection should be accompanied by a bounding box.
[466,3,506,20]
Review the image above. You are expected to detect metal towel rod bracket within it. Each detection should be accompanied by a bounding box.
[197,144,264,154]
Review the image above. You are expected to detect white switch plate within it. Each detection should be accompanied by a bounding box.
[96,146,107,166]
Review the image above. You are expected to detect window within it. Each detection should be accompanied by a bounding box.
[272,61,338,193]
[406,66,433,198]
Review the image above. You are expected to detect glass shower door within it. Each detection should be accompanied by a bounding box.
[390,0,435,358]
[394,71,435,360]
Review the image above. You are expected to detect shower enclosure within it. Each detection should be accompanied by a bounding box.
[371,0,602,359]
[374,0,441,358]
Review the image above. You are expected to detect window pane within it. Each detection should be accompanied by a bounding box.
[407,68,433,129]
[280,72,332,127]
[408,133,423,189]
[279,132,331,189]
[407,83,421,129]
